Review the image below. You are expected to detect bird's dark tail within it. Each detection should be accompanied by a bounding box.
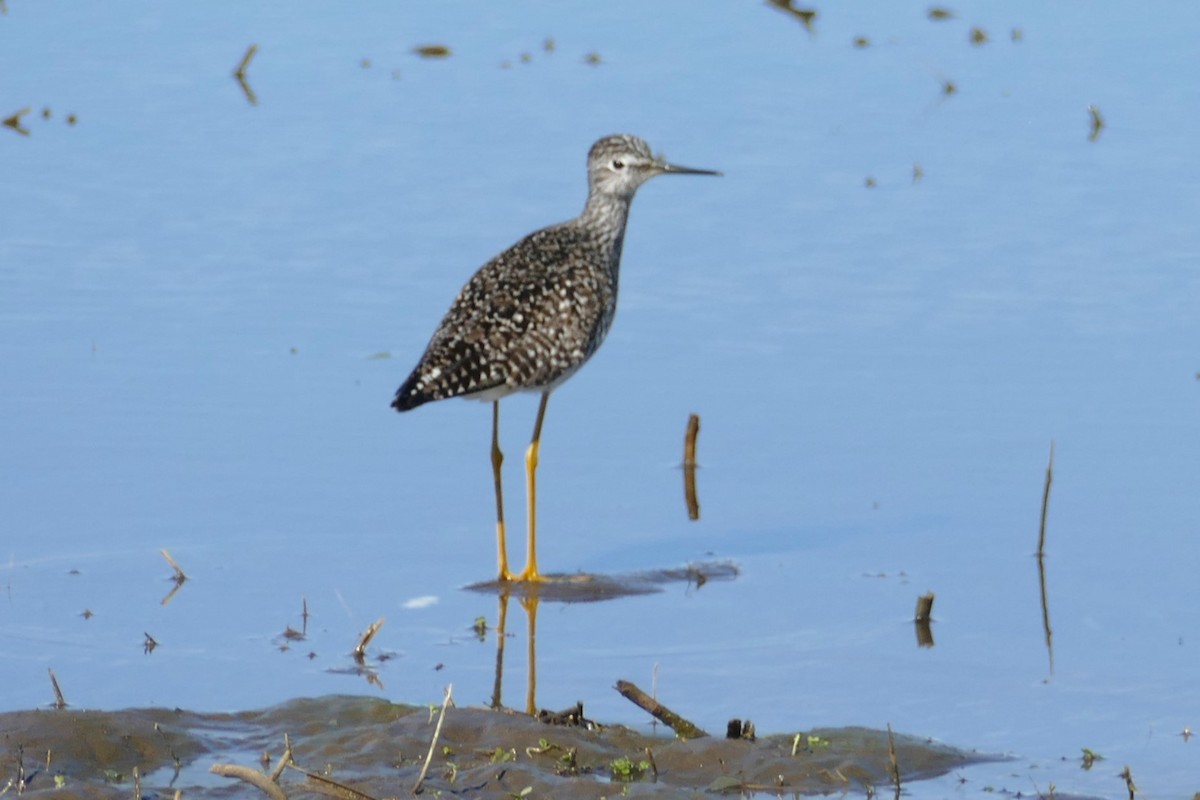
[391,373,426,412]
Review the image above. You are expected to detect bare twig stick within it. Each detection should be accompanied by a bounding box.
[210,763,288,800]
[161,549,188,583]
[270,733,293,783]
[886,723,901,800]
[48,668,67,709]
[914,592,935,623]
[353,617,385,662]
[615,679,707,739]
[683,414,701,520]
[1037,441,1055,557]
[412,684,453,794]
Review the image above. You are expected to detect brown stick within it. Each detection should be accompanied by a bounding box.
[210,764,288,800]
[914,592,935,623]
[47,668,67,709]
[161,549,188,583]
[1037,441,1055,557]
[353,618,384,662]
[615,679,707,739]
[683,414,700,466]
[886,723,900,800]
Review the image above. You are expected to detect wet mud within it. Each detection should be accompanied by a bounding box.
[0,695,998,799]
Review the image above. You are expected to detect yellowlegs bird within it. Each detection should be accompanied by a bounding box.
[392,134,720,582]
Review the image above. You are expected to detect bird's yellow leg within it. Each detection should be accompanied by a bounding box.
[516,392,550,582]
[492,401,516,582]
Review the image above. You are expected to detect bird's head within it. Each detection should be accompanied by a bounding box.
[586,134,720,200]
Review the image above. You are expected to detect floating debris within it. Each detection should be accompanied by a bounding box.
[912,162,924,184]
[360,57,371,69]
[1011,27,1023,42]
[864,176,877,188]
[853,36,870,48]
[3,107,30,136]
[583,51,602,65]
[414,44,451,59]
[942,78,958,95]
[143,632,158,654]
[766,0,817,32]
[1088,104,1105,141]
[520,52,532,64]
[969,26,989,45]
[543,37,555,53]
[928,6,955,20]
[233,44,259,106]
[65,113,77,126]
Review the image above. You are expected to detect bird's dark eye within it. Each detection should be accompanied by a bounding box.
[611,159,625,170]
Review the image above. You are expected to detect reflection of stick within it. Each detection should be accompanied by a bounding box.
[353,618,384,662]
[413,685,453,794]
[615,680,707,739]
[1038,553,1054,674]
[1037,442,1054,556]
[48,668,67,709]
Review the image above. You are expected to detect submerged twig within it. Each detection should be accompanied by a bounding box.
[353,617,385,663]
[412,684,453,794]
[615,679,707,739]
[1037,441,1055,557]
[47,668,67,709]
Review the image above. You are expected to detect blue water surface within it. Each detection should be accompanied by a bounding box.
[2,2,1199,797]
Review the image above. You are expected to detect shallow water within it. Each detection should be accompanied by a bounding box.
[3,3,1199,798]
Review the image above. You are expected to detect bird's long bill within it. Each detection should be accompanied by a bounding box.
[659,160,722,177]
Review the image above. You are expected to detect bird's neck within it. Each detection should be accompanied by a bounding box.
[578,191,633,268]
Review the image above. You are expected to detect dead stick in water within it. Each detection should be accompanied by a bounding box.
[354,617,384,662]
[235,44,258,79]
[886,723,900,800]
[615,679,707,739]
[47,668,67,709]
[914,592,935,623]
[1037,441,1054,556]
[161,549,188,583]
[412,684,453,794]
[683,414,700,466]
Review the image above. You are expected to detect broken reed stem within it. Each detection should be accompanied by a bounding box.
[412,684,453,795]
[353,617,385,661]
[161,549,188,583]
[886,723,901,800]
[683,414,700,466]
[235,43,259,78]
[210,763,288,800]
[1037,441,1055,557]
[1119,765,1136,800]
[914,592,935,623]
[270,733,293,783]
[615,679,707,740]
[47,668,67,709]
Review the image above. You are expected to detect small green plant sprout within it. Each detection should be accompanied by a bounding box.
[1080,747,1104,769]
[488,747,516,763]
[472,616,489,639]
[507,787,532,800]
[609,755,652,782]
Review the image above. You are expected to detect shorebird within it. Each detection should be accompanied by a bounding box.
[392,134,719,582]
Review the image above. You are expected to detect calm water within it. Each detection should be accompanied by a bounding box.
[3,2,1198,797]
